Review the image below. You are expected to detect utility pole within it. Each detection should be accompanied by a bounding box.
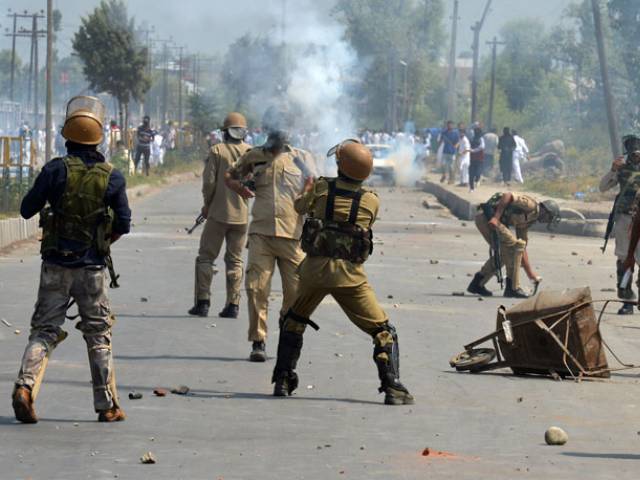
[7,11,17,102]
[45,0,53,162]
[446,0,459,121]
[591,0,620,158]
[485,37,505,130]
[470,0,492,123]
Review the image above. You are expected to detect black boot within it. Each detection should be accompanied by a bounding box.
[503,278,528,299]
[373,325,414,406]
[467,273,493,296]
[616,260,636,303]
[272,329,303,396]
[218,304,239,318]
[618,302,635,315]
[249,341,267,362]
[188,299,210,317]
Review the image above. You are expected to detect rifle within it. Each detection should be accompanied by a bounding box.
[186,213,206,235]
[481,202,504,289]
[602,193,620,253]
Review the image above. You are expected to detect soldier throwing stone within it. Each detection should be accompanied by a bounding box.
[12,96,131,423]
[271,139,414,405]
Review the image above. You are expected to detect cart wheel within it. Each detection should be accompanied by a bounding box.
[449,348,496,371]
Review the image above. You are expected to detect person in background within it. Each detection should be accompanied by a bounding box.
[512,130,529,184]
[469,125,485,192]
[483,128,499,177]
[439,121,459,184]
[498,127,516,186]
[134,116,155,176]
[457,128,470,188]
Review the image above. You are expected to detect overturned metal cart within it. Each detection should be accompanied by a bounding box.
[450,287,637,380]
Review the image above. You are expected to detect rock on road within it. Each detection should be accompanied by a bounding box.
[1,177,639,479]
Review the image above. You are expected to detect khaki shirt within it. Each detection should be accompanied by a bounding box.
[294,177,379,287]
[202,141,251,224]
[291,147,319,178]
[229,145,305,239]
[504,193,539,243]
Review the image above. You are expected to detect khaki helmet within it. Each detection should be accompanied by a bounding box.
[223,112,247,140]
[61,96,105,145]
[327,139,373,181]
[540,199,561,226]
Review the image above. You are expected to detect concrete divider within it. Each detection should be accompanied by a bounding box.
[422,180,607,238]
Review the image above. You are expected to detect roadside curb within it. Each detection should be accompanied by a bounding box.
[420,180,607,238]
[0,169,199,251]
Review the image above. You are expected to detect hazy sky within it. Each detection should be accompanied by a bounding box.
[2,0,576,60]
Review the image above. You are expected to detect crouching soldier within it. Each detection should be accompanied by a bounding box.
[271,139,414,405]
[467,192,560,298]
[12,96,131,423]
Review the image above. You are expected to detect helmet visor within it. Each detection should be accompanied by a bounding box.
[326,138,361,158]
[227,127,247,140]
[66,96,105,126]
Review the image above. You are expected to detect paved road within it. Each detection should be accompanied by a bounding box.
[1,179,640,479]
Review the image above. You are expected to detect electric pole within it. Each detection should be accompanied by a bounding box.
[7,11,17,102]
[470,0,492,123]
[446,0,459,121]
[486,36,505,130]
[45,0,53,162]
[591,0,620,158]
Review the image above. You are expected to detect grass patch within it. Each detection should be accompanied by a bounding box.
[523,174,615,202]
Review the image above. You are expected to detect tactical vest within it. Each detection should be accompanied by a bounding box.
[480,192,535,226]
[301,179,373,264]
[615,164,640,215]
[40,156,114,258]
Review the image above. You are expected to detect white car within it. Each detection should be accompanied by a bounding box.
[366,144,396,185]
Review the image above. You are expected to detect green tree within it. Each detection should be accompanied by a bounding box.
[188,93,221,137]
[72,0,150,139]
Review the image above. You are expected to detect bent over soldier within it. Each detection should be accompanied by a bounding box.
[600,135,640,315]
[12,96,131,423]
[271,139,414,405]
[188,112,251,318]
[467,192,560,298]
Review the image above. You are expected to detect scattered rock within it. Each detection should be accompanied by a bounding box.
[571,251,578,256]
[140,297,149,303]
[437,276,444,280]
[455,235,461,238]
[517,397,523,403]
[208,323,217,328]
[140,452,157,464]
[452,292,465,297]
[136,249,142,253]
[545,426,568,446]
[360,446,366,450]
[334,353,343,358]
[171,385,190,395]
[387,294,394,299]
[587,260,593,265]
[466,273,472,277]
[422,448,431,456]
[14,329,21,335]
[128,392,143,400]
[393,303,399,308]
[478,297,484,302]
[153,388,168,397]
[429,259,439,265]
[600,288,616,292]
[409,214,415,218]
[306,385,314,390]
[1,318,12,327]
[461,222,467,227]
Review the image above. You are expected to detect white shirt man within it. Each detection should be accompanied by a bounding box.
[457,131,471,186]
[512,131,529,183]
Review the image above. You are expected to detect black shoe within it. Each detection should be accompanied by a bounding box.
[188,300,210,317]
[504,279,529,299]
[218,304,239,318]
[618,303,635,315]
[273,371,299,397]
[249,341,267,362]
[382,382,415,405]
[467,273,493,297]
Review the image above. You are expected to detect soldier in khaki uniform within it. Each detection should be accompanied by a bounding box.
[12,96,130,423]
[188,112,251,318]
[467,192,560,298]
[271,139,414,405]
[225,130,311,361]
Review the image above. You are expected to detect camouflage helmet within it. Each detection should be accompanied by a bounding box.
[61,96,105,145]
[540,199,561,225]
[327,139,373,181]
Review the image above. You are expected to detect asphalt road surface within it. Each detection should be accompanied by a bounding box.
[2,178,640,480]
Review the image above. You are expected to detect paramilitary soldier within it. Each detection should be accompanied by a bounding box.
[225,130,310,362]
[12,96,131,423]
[600,135,640,315]
[271,139,414,405]
[467,192,560,298]
[188,112,251,318]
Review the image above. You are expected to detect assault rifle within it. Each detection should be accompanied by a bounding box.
[186,213,206,235]
[602,193,620,253]
[481,202,504,289]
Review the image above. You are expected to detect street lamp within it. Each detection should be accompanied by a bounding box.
[399,60,408,125]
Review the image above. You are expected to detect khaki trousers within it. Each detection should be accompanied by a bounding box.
[245,234,305,342]
[16,263,118,412]
[195,220,247,305]
[475,213,526,289]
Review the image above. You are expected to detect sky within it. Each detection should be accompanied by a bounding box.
[1,0,576,61]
